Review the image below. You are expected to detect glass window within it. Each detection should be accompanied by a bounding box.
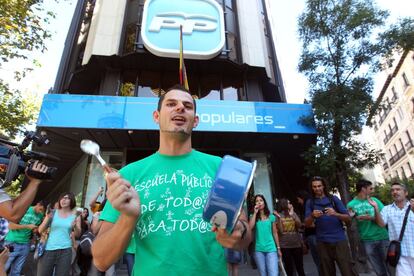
[202,90,220,100]
[397,106,404,120]
[137,71,160,97]
[391,86,398,100]
[138,86,159,97]
[85,152,123,213]
[407,162,413,176]
[223,86,238,100]
[120,82,136,96]
[402,72,410,89]
[123,23,137,54]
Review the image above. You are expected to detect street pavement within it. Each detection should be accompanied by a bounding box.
[22,248,377,275]
[115,251,376,276]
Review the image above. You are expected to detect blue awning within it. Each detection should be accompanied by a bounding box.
[37,94,316,134]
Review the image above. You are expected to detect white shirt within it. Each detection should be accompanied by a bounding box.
[0,189,11,204]
[381,201,414,257]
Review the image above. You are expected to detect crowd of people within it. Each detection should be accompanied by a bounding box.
[0,85,414,276]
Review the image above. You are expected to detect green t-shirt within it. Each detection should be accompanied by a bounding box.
[347,197,389,241]
[5,206,44,243]
[125,233,135,254]
[101,150,226,276]
[255,214,277,252]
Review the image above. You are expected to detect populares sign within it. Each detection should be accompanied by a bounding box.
[141,0,225,59]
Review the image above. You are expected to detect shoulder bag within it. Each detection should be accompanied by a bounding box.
[34,210,55,260]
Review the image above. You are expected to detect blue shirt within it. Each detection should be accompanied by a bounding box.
[46,211,75,250]
[305,195,348,243]
[381,201,414,257]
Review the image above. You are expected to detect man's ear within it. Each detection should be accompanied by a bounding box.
[153,110,160,124]
[193,115,199,128]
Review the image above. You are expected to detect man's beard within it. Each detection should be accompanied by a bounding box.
[161,128,191,138]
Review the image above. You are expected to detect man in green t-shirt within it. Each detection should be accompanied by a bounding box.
[92,86,252,276]
[347,179,389,276]
[4,201,45,276]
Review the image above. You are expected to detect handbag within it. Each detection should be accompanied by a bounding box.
[386,205,411,267]
[34,210,55,260]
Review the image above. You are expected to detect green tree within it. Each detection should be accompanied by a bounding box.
[374,178,414,205]
[0,80,39,138]
[0,0,60,138]
[298,0,414,203]
[298,1,414,271]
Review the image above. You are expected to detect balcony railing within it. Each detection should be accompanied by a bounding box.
[378,107,391,125]
[405,140,414,151]
[383,125,398,145]
[389,148,406,166]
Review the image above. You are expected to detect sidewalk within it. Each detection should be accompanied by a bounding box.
[115,252,375,275]
[238,253,376,276]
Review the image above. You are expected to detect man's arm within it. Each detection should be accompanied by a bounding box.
[91,172,140,271]
[92,216,136,271]
[368,198,385,227]
[8,222,36,230]
[0,161,46,223]
[89,187,104,210]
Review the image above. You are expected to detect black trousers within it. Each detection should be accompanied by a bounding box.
[281,247,305,276]
[317,240,357,276]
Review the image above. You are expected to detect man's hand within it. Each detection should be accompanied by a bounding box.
[26,224,37,230]
[25,161,48,183]
[212,220,248,250]
[312,209,323,218]
[106,172,140,218]
[324,207,337,216]
[367,197,378,210]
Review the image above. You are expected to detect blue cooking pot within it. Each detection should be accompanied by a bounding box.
[203,155,257,232]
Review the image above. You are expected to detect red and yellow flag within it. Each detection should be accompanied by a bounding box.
[179,25,189,91]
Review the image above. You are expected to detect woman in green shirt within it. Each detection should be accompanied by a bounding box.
[249,195,281,276]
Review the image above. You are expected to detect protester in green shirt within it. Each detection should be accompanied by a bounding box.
[4,201,45,276]
[92,86,252,276]
[249,194,281,276]
[347,179,389,276]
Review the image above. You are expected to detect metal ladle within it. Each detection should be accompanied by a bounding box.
[80,139,112,173]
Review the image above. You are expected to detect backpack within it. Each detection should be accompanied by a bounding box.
[79,231,95,256]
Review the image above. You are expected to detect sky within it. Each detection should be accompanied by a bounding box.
[1,0,413,104]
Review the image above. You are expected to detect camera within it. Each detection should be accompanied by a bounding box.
[0,244,14,253]
[0,131,59,188]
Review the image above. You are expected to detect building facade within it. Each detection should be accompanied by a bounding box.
[34,0,316,211]
[370,50,414,181]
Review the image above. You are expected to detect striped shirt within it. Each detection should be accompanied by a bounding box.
[381,201,414,257]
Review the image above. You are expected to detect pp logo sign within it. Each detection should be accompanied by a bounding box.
[141,0,225,60]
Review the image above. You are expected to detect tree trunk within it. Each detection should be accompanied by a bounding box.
[335,166,370,273]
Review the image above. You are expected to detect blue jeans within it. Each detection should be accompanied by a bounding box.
[306,234,320,269]
[254,251,279,276]
[362,239,390,276]
[37,248,72,276]
[123,253,135,276]
[4,242,30,276]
